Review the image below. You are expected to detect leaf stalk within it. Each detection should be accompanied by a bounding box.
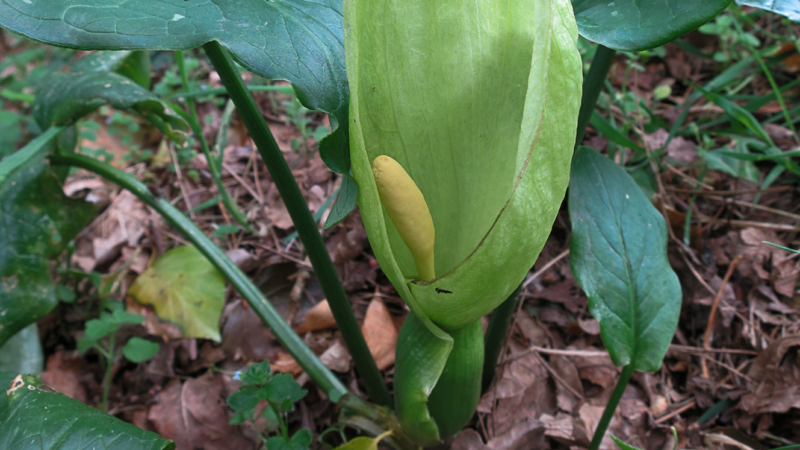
[588,364,635,450]
[576,45,616,148]
[481,284,522,393]
[199,41,391,408]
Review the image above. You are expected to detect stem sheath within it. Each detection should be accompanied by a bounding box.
[576,45,616,148]
[201,41,391,407]
[588,364,635,450]
[49,151,348,401]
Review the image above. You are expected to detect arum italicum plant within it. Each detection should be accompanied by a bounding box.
[345,0,581,445]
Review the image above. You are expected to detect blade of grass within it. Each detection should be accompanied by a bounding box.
[174,51,254,232]
[731,6,800,146]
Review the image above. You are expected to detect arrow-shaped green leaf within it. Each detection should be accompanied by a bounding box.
[0,0,356,222]
[569,147,681,372]
[0,374,175,450]
[572,0,731,51]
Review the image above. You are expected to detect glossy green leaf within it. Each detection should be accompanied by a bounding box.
[122,337,160,363]
[0,324,43,376]
[34,71,188,145]
[572,0,731,51]
[0,0,356,221]
[347,0,582,332]
[569,147,681,372]
[0,153,95,348]
[128,245,226,341]
[0,374,175,450]
[736,0,799,21]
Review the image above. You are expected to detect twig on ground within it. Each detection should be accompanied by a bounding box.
[702,255,744,378]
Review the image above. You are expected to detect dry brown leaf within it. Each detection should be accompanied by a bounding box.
[551,355,584,413]
[361,298,397,370]
[645,129,698,165]
[126,297,184,341]
[91,191,149,269]
[578,318,600,336]
[485,419,546,450]
[740,335,800,414]
[221,301,277,362]
[41,352,89,403]
[148,374,257,450]
[320,340,351,373]
[478,342,555,437]
[294,300,337,334]
[540,413,575,444]
[451,429,488,450]
[272,351,303,376]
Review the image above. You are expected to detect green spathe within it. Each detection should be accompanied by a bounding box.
[346,0,581,445]
[346,0,582,332]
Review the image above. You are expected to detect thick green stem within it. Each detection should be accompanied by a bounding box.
[202,41,392,408]
[588,364,635,450]
[101,333,115,412]
[576,45,616,148]
[49,151,348,401]
[174,51,253,232]
[481,284,522,393]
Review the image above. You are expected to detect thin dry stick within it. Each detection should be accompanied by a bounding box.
[724,220,800,232]
[665,186,793,196]
[703,196,800,221]
[489,249,570,433]
[532,352,585,401]
[663,160,714,190]
[522,249,570,289]
[669,344,758,356]
[655,399,697,424]
[701,353,754,383]
[170,145,196,218]
[503,345,608,363]
[222,161,262,203]
[702,255,744,378]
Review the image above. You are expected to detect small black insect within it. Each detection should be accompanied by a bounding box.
[435,288,452,294]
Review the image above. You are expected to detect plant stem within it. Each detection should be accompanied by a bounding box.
[101,333,116,412]
[576,45,616,148]
[174,51,253,232]
[202,41,392,408]
[481,284,522,393]
[588,364,635,450]
[49,151,349,401]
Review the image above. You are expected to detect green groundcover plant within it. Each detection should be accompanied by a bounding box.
[5,0,794,449]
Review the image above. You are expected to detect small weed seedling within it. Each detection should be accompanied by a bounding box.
[77,307,159,412]
[228,360,312,450]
